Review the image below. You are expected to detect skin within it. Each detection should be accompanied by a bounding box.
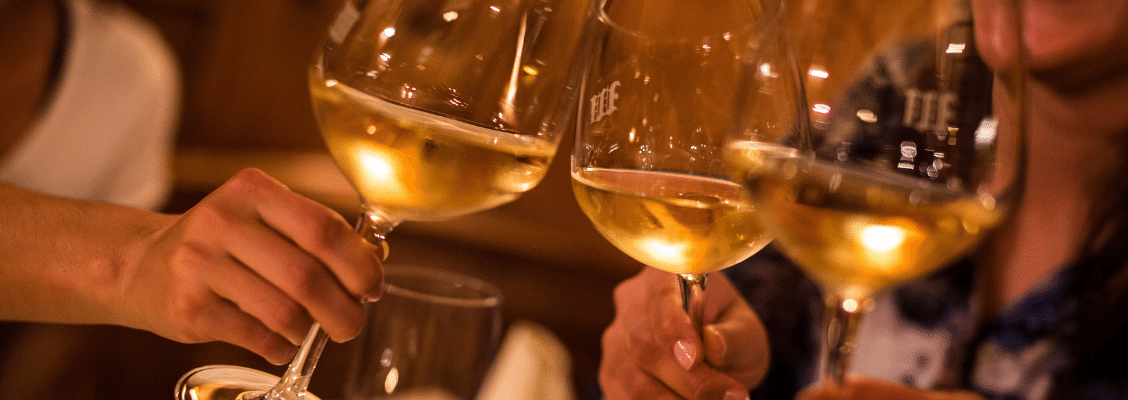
[600,0,1128,398]
[599,267,769,400]
[973,0,1128,319]
[0,0,385,365]
[0,169,385,365]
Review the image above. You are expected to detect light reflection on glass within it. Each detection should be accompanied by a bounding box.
[639,238,688,266]
[974,117,998,146]
[759,63,778,78]
[384,367,399,394]
[856,109,877,123]
[859,224,906,253]
[354,143,413,205]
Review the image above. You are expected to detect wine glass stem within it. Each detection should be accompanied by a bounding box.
[264,325,329,399]
[678,273,708,331]
[263,206,398,400]
[821,293,867,384]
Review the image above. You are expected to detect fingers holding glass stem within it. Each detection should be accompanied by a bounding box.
[261,207,394,400]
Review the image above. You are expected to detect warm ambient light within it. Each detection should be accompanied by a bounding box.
[353,143,415,205]
[856,109,877,123]
[859,224,906,253]
[759,63,778,78]
[384,367,399,394]
[638,238,688,266]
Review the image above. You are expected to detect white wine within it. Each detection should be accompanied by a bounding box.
[310,78,557,222]
[572,167,771,275]
[727,141,1007,299]
[182,384,278,400]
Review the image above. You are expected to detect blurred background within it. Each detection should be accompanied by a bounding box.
[0,0,642,398]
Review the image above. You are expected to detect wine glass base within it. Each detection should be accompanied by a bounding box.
[175,365,322,400]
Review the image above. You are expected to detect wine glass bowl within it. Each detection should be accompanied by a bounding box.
[310,0,591,225]
[726,0,1025,384]
[572,0,777,322]
[175,0,592,399]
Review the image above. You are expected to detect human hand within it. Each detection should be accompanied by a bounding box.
[600,267,770,400]
[798,378,985,400]
[114,168,384,364]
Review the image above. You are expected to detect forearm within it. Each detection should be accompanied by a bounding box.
[0,182,168,326]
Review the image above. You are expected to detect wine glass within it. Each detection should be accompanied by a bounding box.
[571,0,777,326]
[175,0,592,399]
[725,0,1025,385]
[343,265,503,400]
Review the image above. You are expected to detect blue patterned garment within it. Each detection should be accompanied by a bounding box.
[725,245,1128,400]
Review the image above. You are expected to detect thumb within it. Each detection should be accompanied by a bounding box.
[702,318,770,388]
[702,324,729,367]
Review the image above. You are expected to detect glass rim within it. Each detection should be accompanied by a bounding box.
[381,265,503,308]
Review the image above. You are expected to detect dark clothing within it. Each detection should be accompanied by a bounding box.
[727,244,1128,400]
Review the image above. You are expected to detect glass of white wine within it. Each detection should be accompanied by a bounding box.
[725,0,1025,385]
[572,0,777,326]
[174,0,592,399]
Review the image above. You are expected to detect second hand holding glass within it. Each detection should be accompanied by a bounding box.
[175,0,593,399]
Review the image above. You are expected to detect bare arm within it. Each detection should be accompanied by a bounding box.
[0,168,384,364]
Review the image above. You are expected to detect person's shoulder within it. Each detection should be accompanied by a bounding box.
[71,0,180,94]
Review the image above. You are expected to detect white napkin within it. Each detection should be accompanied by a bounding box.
[476,320,579,400]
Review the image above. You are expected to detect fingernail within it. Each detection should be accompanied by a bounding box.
[361,277,384,303]
[673,339,697,370]
[378,241,391,261]
[724,389,750,400]
[704,325,728,360]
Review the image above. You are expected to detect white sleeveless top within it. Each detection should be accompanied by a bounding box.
[0,0,181,211]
